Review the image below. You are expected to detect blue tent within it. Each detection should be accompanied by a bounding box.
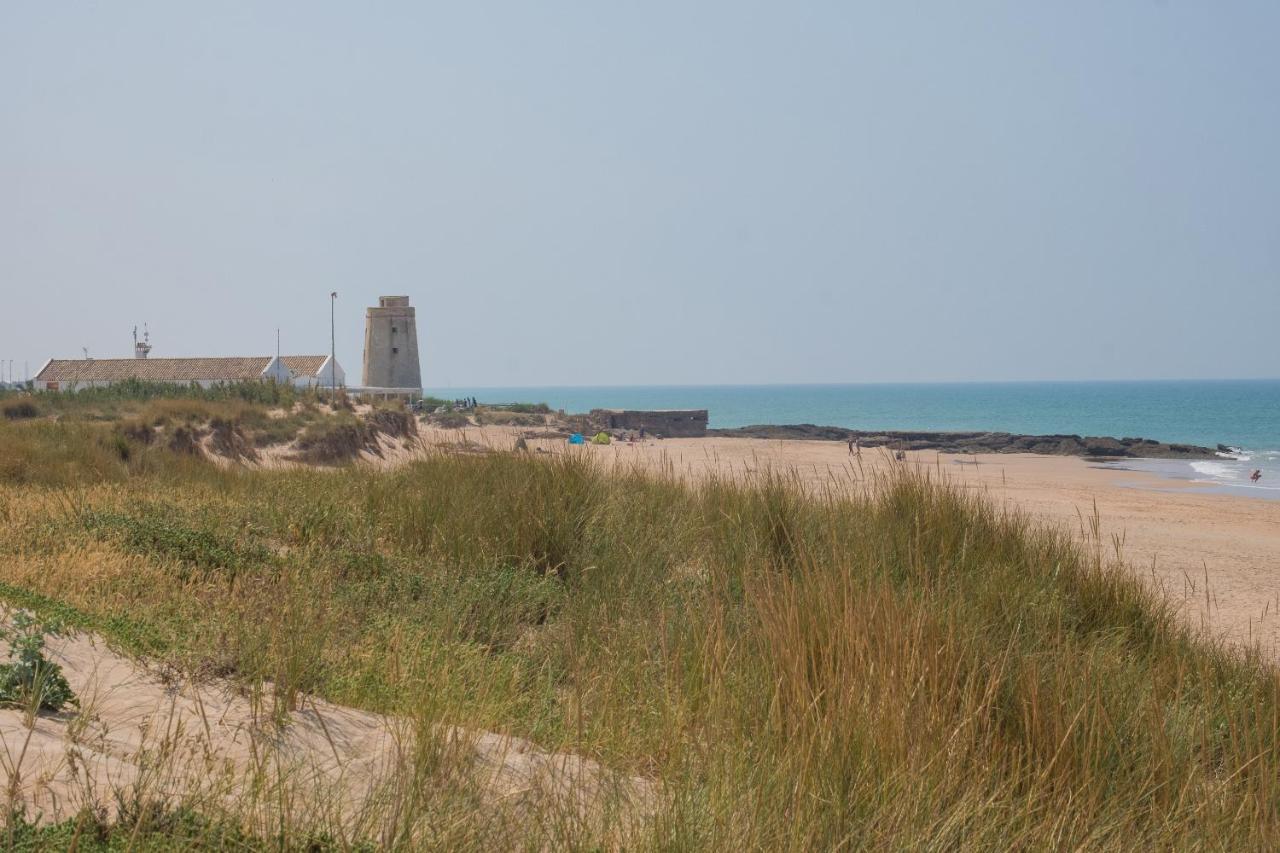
[568,433,585,444]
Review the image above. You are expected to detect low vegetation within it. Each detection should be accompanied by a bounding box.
[489,401,552,415]
[29,376,305,410]
[0,390,1279,847]
[4,808,339,851]
[0,610,76,713]
[292,407,417,464]
[474,408,545,426]
[0,383,428,479]
[424,410,472,429]
[1,400,39,420]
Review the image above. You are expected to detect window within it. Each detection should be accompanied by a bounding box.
[392,347,399,354]
[392,326,397,333]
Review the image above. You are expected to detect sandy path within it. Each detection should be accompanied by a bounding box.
[422,426,1280,656]
[0,628,654,837]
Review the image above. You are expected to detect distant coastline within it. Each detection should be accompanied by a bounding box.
[446,380,1280,453]
[704,424,1220,460]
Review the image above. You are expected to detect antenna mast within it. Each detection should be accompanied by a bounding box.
[134,323,152,359]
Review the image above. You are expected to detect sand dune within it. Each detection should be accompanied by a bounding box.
[1,628,655,839]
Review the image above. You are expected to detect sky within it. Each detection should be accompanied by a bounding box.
[2,2,1277,387]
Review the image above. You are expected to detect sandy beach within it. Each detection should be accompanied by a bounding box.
[425,426,1280,656]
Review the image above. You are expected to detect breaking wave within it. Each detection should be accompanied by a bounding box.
[1191,451,1280,493]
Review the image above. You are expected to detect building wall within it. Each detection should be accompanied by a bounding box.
[35,378,227,392]
[295,356,345,389]
[590,409,709,438]
[362,296,422,391]
[262,357,292,385]
[33,369,346,392]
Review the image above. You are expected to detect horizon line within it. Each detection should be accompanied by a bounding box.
[425,376,1280,391]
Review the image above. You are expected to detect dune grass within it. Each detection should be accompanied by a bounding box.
[0,407,1279,848]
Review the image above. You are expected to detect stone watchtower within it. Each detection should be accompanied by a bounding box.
[361,296,422,390]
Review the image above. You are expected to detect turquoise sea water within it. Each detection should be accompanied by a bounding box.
[428,380,1280,498]
[431,381,1280,450]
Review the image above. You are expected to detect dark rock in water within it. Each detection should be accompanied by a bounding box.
[706,424,1219,459]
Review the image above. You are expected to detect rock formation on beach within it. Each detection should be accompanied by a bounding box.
[707,425,1219,459]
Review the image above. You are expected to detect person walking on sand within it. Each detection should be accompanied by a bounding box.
[1251,469,1263,484]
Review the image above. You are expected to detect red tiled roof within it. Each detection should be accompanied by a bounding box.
[279,356,329,376]
[36,356,330,383]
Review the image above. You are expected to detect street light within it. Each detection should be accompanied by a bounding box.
[329,291,338,397]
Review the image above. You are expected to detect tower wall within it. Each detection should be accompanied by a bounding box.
[362,296,422,390]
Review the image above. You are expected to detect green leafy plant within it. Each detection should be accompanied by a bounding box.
[0,610,78,712]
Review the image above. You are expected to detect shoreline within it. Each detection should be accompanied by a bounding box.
[449,378,1280,458]
[705,423,1222,459]
[1098,456,1280,502]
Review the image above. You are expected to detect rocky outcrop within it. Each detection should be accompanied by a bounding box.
[589,409,709,437]
[707,425,1219,459]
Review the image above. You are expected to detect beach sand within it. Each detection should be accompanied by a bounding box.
[424,427,1280,657]
[1,627,655,831]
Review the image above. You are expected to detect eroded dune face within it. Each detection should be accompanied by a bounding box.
[0,629,656,845]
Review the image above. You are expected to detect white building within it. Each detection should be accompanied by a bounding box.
[33,354,343,392]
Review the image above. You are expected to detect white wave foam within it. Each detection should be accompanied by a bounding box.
[1125,453,1280,500]
[1190,461,1236,482]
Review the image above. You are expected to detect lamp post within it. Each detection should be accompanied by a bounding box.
[330,291,338,397]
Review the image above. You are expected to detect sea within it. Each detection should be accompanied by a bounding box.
[427,380,1280,500]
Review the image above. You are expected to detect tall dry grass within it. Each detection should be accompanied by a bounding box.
[0,410,1279,847]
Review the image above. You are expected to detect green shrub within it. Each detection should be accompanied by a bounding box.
[0,610,77,712]
[491,402,552,414]
[367,407,417,439]
[426,411,471,429]
[476,409,543,426]
[3,807,351,850]
[50,377,298,406]
[0,420,131,487]
[292,415,377,463]
[80,507,271,581]
[1,399,39,420]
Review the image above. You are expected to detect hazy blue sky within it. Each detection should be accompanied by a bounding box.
[3,3,1277,386]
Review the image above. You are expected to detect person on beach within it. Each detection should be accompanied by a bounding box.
[1251,469,1263,483]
